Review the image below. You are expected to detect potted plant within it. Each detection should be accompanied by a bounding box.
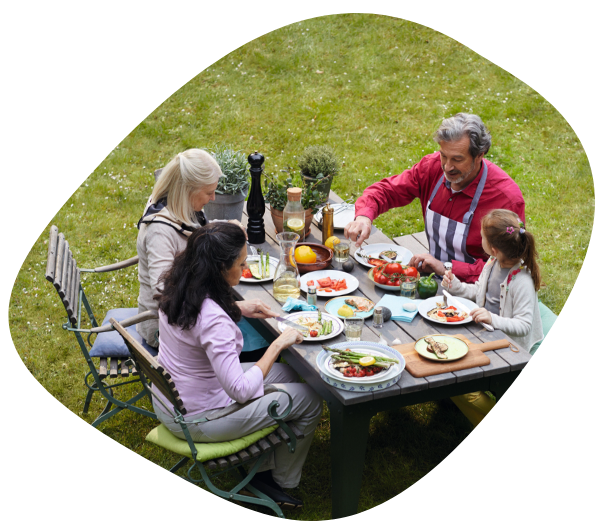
[298,145,340,204]
[202,145,250,222]
[264,170,323,238]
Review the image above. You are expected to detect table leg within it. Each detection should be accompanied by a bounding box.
[329,401,375,518]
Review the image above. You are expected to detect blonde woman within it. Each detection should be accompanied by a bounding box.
[136,149,277,354]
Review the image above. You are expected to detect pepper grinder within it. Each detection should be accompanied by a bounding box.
[246,151,266,244]
[321,202,334,244]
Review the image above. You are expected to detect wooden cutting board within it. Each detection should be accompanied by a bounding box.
[392,334,510,378]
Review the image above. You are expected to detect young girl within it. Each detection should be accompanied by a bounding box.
[442,209,544,425]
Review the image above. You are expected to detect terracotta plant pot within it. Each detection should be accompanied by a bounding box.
[270,207,313,239]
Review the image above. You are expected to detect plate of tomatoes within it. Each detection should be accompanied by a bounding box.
[240,256,279,282]
[367,262,420,291]
[354,243,413,268]
[418,296,477,325]
[300,270,359,297]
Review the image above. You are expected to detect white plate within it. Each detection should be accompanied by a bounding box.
[354,243,413,268]
[240,256,279,283]
[418,295,477,325]
[324,345,401,382]
[414,334,469,362]
[315,342,405,392]
[277,312,344,341]
[300,270,359,297]
[313,203,356,230]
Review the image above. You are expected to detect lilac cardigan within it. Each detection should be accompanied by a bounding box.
[155,298,264,416]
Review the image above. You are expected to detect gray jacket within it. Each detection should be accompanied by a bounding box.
[136,197,205,346]
[447,257,544,352]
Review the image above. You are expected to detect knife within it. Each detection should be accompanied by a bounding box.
[443,290,494,331]
[275,316,310,334]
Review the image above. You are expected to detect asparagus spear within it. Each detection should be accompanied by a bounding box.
[322,346,399,364]
[266,251,270,278]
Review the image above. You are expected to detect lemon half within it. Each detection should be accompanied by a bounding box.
[359,356,376,367]
[325,235,341,249]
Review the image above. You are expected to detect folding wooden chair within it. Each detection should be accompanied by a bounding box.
[110,318,305,518]
[45,225,158,427]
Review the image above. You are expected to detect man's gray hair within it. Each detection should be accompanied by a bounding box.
[434,113,491,158]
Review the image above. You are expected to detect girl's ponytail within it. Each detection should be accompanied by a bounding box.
[519,230,541,291]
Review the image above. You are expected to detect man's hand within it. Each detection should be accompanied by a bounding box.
[344,216,373,248]
[236,299,279,319]
[408,253,446,276]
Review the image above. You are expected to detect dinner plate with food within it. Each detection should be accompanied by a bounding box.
[354,243,413,268]
[324,296,375,319]
[240,255,279,282]
[417,295,477,325]
[414,334,470,362]
[300,270,359,297]
[276,312,344,341]
[315,341,405,392]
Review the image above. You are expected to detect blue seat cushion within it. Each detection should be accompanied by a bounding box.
[530,301,558,355]
[89,308,158,358]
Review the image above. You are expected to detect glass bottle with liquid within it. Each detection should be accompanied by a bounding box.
[283,187,306,242]
[272,231,301,302]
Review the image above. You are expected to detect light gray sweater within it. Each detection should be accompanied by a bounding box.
[447,257,544,352]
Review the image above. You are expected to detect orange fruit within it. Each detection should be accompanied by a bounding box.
[295,246,317,264]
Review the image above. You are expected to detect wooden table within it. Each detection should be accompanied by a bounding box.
[234,192,531,518]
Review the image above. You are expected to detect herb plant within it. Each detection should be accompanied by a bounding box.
[205,145,250,195]
[298,145,340,179]
[264,168,324,214]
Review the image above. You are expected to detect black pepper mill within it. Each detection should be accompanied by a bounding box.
[246,151,266,244]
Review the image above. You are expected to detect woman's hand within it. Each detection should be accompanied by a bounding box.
[441,270,455,289]
[255,328,303,378]
[273,328,305,350]
[236,299,279,319]
[470,307,492,325]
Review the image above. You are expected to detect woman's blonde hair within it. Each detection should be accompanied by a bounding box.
[150,149,221,225]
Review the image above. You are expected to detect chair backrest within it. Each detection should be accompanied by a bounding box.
[45,225,80,325]
[110,317,187,415]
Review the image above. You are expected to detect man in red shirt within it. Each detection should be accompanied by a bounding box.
[344,113,525,283]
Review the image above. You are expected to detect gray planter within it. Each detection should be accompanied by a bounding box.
[302,173,333,204]
[203,191,247,222]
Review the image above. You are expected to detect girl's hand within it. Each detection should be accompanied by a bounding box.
[236,299,279,319]
[470,307,492,325]
[441,270,455,289]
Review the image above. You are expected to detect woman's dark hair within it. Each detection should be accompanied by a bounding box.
[156,222,247,329]
[481,209,541,291]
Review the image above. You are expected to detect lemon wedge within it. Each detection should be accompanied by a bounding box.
[325,235,341,249]
[359,356,376,367]
[287,218,305,232]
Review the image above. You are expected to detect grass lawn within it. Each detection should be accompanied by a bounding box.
[9,13,593,520]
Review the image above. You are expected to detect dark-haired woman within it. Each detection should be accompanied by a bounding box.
[152,222,322,508]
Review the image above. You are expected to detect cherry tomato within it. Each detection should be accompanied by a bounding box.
[356,370,365,377]
[375,274,389,285]
[309,329,318,337]
[384,262,403,275]
[402,266,419,278]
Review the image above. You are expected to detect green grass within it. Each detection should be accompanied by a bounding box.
[9,14,592,520]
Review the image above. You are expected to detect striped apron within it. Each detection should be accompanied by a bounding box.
[425,162,488,264]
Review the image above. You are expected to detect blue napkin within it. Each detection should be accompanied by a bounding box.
[281,298,317,312]
[374,294,422,322]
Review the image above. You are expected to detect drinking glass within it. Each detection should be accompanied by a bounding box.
[344,317,364,341]
[333,240,350,263]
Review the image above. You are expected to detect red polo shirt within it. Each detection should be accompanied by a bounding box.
[355,152,525,283]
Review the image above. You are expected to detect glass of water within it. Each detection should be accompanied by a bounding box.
[344,317,364,341]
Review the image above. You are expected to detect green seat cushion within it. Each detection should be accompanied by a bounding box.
[530,301,558,355]
[146,423,279,462]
